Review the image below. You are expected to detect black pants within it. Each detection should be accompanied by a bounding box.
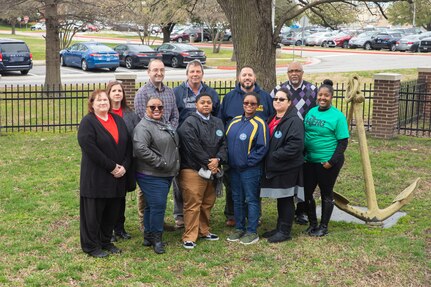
[277,196,294,229]
[304,159,344,223]
[80,196,121,254]
[113,197,126,233]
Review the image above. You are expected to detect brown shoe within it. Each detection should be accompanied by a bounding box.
[163,222,176,232]
[175,217,185,229]
[225,219,236,227]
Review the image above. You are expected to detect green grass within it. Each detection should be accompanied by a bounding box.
[0,132,429,286]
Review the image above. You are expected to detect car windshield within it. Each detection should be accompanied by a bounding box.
[175,44,199,51]
[129,45,154,52]
[1,43,29,53]
[86,44,113,52]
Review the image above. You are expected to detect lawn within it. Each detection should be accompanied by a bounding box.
[0,132,429,286]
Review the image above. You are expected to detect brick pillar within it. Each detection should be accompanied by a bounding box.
[418,67,431,119]
[115,73,137,110]
[371,73,402,139]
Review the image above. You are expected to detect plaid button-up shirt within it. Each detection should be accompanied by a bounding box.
[134,80,179,129]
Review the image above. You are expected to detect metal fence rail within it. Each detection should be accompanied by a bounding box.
[398,80,431,136]
[1,81,373,132]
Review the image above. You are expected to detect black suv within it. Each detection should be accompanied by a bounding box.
[0,39,33,75]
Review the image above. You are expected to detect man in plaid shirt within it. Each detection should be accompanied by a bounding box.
[134,59,179,129]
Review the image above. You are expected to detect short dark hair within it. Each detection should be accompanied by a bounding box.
[243,91,260,105]
[276,87,292,101]
[196,92,212,102]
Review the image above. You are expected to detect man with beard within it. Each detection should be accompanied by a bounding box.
[271,61,317,226]
[219,66,274,227]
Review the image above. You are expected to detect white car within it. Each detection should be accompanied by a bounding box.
[30,22,46,31]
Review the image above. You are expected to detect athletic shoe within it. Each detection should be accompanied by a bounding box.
[200,233,219,241]
[227,229,245,242]
[183,241,196,249]
[239,232,259,245]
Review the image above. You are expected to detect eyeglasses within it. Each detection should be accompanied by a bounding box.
[288,69,303,74]
[273,97,288,102]
[147,105,164,111]
[243,102,258,107]
[150,68,165,73]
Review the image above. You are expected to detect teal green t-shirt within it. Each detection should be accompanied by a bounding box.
[304,106,349,163]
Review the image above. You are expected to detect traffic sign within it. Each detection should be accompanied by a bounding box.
[24,16,29,23]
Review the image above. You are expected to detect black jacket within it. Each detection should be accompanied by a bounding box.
[177,113,227,171]
[78,113,131,198]
[122,108,140,191]
[264,106,304,179]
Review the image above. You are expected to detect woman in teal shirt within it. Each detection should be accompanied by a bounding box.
[303,80,349,237]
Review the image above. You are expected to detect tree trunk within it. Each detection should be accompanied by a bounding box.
[217,0,276,92]
[44,0,62,90]
[162,23,175,43]
[10,18,16,35]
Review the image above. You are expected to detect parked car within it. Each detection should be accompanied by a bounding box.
[369,32,403,51]
[83,23,99,32]
[281,31,312,46]
[170,27,212,42]
[113,44,162,69]
[418,37,431,53]
[0,38,33,75]
[222,29,232,41]
[395,32,431,52]
[322,32,353,48]
[348,31,379,49]
[155,43,206,68]
[304,31,336,46]
[59,42,119,71]
[30,22,46,31]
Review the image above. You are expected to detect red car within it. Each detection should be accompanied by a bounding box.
[323,32,353,48]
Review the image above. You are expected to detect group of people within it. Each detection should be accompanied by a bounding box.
[77,58,349,258]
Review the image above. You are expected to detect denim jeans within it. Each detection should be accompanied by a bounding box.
[136,173,172,233]
[230,166,262,233]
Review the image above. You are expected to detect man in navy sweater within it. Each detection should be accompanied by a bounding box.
[219,66,274,226]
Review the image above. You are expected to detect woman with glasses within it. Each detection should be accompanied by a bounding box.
[304,79,349,237]
[107,80,140,242]
[78,90,131,258]
[133,96,180,254]
[226,91,269,245]
[260,87,304,243]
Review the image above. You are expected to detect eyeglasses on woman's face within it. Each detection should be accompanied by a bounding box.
[147,105,164,112]
[273,97,288,102]
[243,101,258,107]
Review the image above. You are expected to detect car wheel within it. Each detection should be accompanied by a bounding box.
[390,44,396,52]
[81,59,88,71]
[60,56,66,67]
[342,41,349,49]
[323,41,329,48]
[125,57,133,69]
[177,37,183,43]
[109,67,117,72]
[295,40,302,46]
[364,42,372,50]
[20,70,29,75]
[171,56,180,68]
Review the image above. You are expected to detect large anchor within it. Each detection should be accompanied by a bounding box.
[333,76,420,225]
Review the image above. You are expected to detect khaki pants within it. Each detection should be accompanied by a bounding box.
[179,169,216,242]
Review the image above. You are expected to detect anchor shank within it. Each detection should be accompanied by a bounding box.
[353,103,379,212]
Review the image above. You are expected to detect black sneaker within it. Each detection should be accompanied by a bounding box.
[183,241,196,249]
[200,233,219,241]
[295,213,308,225]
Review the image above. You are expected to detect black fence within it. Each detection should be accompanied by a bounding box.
[398,80,431,136]
[1,81,373,132]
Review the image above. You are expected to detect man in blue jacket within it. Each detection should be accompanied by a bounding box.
[172,60,220,228]
[219,66,274,227]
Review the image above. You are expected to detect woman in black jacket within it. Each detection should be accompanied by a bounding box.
[78,89,131,258]
[260,87,304,243]
[107,80,140,242]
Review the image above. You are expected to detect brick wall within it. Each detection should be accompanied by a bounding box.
[371,73,402,139]
[115,73,137,109]
[418,67,431,119]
